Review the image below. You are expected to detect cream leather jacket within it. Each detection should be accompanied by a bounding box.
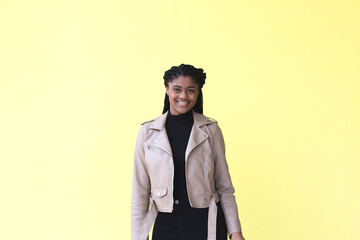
[131,110,242,240]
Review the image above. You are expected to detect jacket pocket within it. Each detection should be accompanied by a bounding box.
[151,187,167,198]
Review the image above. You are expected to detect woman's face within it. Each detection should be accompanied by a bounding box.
[166,75,199,115]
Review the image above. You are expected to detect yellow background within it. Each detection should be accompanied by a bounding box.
[1,0,359,239]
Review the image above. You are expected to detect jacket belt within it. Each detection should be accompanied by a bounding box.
[136,196,157,240]
[207,192,218,240]
[135,193,219,240]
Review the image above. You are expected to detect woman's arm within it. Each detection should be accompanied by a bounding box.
[131,127,151,240]
[212,123,243,237]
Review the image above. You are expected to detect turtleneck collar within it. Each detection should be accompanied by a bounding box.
[167,109,194,123]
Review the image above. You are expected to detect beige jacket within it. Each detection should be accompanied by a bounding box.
[131,110,242,240]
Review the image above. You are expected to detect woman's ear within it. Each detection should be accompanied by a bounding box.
[165,87,169,96]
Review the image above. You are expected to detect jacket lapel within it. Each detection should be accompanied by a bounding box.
[149,112,172,156]
[155,129,173,156]
[185,111,210,161]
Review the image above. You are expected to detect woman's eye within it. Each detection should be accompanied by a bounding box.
[173,88,180,92]
[188,89,195,93]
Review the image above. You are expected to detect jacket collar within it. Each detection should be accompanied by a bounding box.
[149,110,215,160]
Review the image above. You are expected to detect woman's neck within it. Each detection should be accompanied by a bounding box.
[167,109,193,122]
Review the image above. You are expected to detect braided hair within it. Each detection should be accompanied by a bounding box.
[162,64,207,114]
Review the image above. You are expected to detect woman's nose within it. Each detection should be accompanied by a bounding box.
[179,90,187,99]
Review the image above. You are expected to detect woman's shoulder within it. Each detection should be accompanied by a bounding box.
[205,115,218,124]
[140,112,166,128]
[193,111,218,126]
[141,118,155,126]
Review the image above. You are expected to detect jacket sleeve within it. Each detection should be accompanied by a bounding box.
[131,126,151,240]
[213,123,242,236]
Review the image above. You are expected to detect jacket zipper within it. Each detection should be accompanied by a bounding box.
[146,144,165,156]
[202,143,207,206]
[185,150,191,208]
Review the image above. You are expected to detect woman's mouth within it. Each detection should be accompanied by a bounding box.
[176,100,189,107]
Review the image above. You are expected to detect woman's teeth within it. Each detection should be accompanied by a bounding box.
[177,101,188,106]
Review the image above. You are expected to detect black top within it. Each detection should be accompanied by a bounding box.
[165,110,194,205]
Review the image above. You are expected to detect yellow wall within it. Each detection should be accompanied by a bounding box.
[1,1,359,239]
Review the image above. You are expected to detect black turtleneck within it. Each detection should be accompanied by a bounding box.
[165,110,194,204]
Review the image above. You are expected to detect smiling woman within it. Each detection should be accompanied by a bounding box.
[165,76,200,115]
[131,64,245,240]
[162,64,206,115]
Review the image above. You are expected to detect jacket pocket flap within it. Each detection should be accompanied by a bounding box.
[151,188,167,198]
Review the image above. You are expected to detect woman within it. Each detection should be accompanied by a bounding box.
[131,64,245,240]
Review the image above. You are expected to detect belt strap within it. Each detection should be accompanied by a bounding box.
[136,197,158,240]
[136,194,219,240]
[207,193,218,240]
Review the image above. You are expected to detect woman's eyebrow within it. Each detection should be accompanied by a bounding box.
[171,85,197,88]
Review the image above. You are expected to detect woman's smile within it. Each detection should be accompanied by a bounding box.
[176,100,190,106]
